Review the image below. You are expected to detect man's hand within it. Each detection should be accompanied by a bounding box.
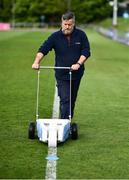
[32,63,40,70]
[32,52,44,70]
[71,63,80,71]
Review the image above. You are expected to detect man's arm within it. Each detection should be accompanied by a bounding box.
[32,33,55,70]
[32,52,44,69]
[71,30,90,71]
[71,55,87,70]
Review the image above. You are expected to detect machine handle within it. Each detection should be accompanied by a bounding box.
[39,66,71,70]
[36,65,72,121]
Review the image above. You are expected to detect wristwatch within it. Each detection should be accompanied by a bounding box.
[76,62,82,66]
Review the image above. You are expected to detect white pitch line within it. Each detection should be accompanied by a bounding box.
[45,85,60,180]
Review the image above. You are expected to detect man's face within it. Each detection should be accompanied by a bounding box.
[61,19,75,35]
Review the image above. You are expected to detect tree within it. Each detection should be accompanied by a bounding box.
[0,0,12,22]
[72,0,112,23]
[14,0,67,22]
[0,0,112,23]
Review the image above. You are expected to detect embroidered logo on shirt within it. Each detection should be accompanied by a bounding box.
[75,42,81,45]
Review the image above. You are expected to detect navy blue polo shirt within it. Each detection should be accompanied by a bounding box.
[38,27,90,80]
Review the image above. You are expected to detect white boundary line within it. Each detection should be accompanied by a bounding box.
[45,85,59,180]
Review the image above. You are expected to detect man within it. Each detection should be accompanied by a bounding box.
[32,11,90,120]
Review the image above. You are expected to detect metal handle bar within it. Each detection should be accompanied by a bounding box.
[36,65,72,121]
[39,66,71,70]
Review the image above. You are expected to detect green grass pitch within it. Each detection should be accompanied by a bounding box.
[0,29,129,179]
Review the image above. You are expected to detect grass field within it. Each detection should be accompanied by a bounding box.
[98,17,129,32]
[0,28,129,179]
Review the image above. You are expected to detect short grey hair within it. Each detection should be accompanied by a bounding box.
[62,11,75,22]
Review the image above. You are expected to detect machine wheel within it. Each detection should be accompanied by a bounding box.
[28,122,35,139]
[71,123,78,140]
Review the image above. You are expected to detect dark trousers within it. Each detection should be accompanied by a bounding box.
[56,78,82,119]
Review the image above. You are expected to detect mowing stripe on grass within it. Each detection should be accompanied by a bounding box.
[45,86,59,180]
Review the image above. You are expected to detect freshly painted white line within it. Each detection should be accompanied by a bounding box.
[45,147,57,180]
[45,86,59,180]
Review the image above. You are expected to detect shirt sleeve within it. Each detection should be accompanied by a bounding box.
[81,31,91,59]
[38,34,54,55]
